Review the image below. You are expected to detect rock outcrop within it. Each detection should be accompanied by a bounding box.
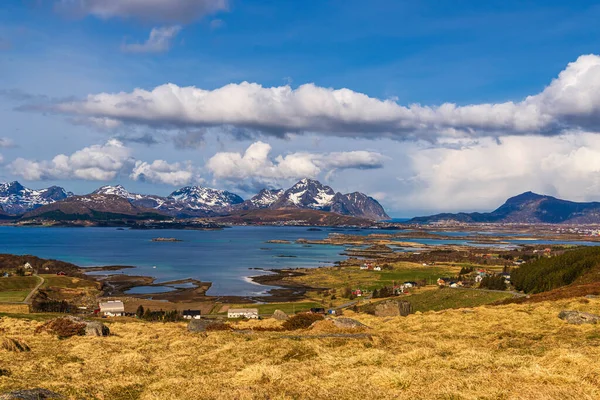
[374,300,413,317]
[272,310,289,321]
[558,310,600,324]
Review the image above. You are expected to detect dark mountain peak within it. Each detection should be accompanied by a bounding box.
[0,181,25,195]
[504,191,547,204]
[412,191,600,224]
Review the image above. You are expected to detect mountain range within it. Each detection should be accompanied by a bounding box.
[0,179,389,221]
[410,191,600,224]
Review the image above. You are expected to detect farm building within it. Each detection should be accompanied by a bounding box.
[227,308,259,319]
[182,310,201,320]
[99,300,125,317]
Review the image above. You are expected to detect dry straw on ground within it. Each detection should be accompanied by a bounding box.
[1,299,600,399]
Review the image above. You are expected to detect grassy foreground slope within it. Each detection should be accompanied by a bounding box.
[3,299,600,399]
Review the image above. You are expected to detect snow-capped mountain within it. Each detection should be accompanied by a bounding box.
[271,179,336,209]
[169,186,244,210]
[269,179,389,220]
[237,189,285,210]
[4,180,388,221]
[0,181,71,214]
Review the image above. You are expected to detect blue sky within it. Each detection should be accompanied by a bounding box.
[2,0,600,216]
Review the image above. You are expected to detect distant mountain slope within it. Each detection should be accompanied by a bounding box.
[8,179,388,222]
[410,191,600,224]
[23,194,166,220]
[0,181,71,214]
[215,208,373,226]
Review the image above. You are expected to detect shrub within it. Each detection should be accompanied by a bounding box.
[35,318,86,339]
[479,275,507,291]
[205,322,232,331]
[282,313,324,330]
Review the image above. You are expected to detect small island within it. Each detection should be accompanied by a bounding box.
[151,237,183,242]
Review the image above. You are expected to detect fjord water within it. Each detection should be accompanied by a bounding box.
[0,226,346,296]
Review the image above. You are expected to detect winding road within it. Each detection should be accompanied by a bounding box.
[23,274,45,304]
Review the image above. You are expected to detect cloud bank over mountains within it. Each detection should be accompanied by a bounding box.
[28,55,600,141]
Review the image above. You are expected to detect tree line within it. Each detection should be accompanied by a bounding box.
[511,246,600,293]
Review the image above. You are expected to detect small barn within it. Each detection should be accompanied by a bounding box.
[182,309,201,320]
[227,308,259,319]
[99,300,125,317]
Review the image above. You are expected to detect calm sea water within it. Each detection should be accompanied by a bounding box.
[0,226,598,296]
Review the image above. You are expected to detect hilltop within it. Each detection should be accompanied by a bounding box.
[1,299,599,399]
[411,191,600,224]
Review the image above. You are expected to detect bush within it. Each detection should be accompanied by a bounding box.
[205,322,232,331]
[35,318,86,339]
[479,275,507,291]
[282,313,324,330]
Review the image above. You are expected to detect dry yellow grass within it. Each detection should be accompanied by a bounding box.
[1,299,600,399]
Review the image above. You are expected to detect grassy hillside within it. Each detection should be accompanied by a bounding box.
[2,299,600,399]
[0,276,39,302]
[511,247,600,293]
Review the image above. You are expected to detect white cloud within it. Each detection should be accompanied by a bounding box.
[130,159,197,186]
[9,139,133,181]
[38,54,600,141]
[400,132,600,212]
[55,0,228,23]
[206,141,386,186]
[121,26,182,54]
[0,138,15,148]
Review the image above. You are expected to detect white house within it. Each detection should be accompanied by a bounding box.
[99,300,125,317]
[227,308,259,319]
[23,262,33,270]
[182,309,201,320]
[374,266,382,271]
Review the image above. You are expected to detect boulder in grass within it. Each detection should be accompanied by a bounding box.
[331,317,367,329]
[0,388,62,399]
[65,316,110,337]
[272,310,289,321]
[558,310,600,325]
[374,300,412,317]
[187,319,227,333]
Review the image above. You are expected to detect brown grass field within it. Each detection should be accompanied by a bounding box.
[1,298,600,399]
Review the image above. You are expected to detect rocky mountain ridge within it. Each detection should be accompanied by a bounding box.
[2,179,389,220]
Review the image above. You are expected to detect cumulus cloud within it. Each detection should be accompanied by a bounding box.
[121,25,182,53]
[400,132,600,213]
[9,139,133,181]
[32,55,600,141]
[55,0,228,23]
[206,141,386,187]
[130,159,197,186]
[0,138,15,148]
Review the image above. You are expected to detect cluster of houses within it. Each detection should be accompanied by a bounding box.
[437,268,511,288]
[360,262,382,271]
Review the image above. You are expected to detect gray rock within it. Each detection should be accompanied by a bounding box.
[374,300,412,317]
[65,316,110,337]
[0,388,62,399]
[188,319,222,332]
[331,317,367,329]
[558,310,600,325]
[84,321,110,337]
[272,310,289,321]
[585,295,599,299]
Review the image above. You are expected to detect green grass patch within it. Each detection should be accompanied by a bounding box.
[0,291,31,302]
[40,275,97,289]
[405,288,513,312]
[0,276,38,291]
[0,276,39,302]
[0,312,64,321]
